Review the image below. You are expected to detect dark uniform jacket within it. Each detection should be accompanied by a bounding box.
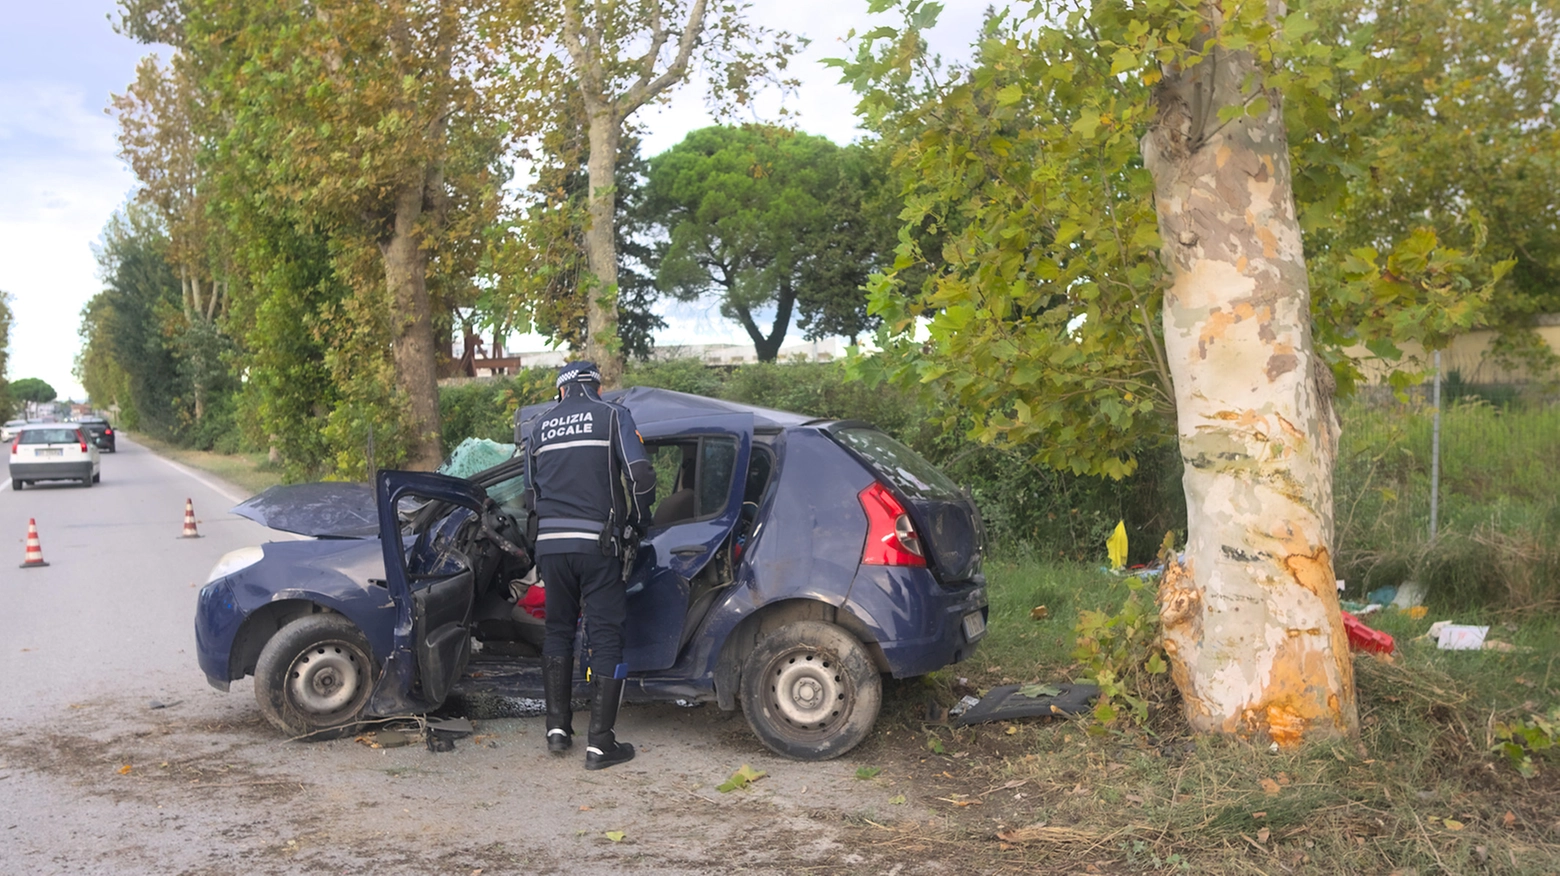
[523,386,656,557]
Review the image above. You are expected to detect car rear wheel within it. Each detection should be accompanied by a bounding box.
[254,614,376,741]
[739,621,881,761]
[81,475,93,488]
[92,472,101,484]
[10,479,19,491]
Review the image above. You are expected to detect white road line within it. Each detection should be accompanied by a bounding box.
[150,451,248,506]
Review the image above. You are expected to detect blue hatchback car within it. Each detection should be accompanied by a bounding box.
[195,388,988,759]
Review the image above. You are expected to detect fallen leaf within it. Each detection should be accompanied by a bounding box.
[1016,683,1062,699]
[716,764,768,792]
[889,794,906,805]
[578,806,592,812]
[1125,794,1144,805]
[1029,605,1049,620]
[1503,811,1516,828]
[1260,778,1281,796]
[118,764,132,775]
[604,831,625,843]
[1257,827,1271,843]
[1252,811,1268,819]
[1005,725,1018,735]
[1443,818,1464,831]
[855,766,883,780]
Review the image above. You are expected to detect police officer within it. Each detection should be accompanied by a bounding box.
[523,361,656,770]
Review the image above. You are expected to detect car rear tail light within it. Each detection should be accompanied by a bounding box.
[104,428,113,435]
[9,436,17,454]
[858,482,926,567]
[78,432,88,452]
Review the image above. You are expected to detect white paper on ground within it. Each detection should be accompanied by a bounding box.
[1435,624,1490,650]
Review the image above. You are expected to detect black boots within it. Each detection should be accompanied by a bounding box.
[584,676,634,770]
[542,656,573,754]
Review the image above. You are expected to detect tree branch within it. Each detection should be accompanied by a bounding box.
[618,0,707,122]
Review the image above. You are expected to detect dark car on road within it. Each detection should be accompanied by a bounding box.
[194,388,988,759]
[77,417,117,452]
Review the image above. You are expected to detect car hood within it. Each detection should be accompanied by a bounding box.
[230,482,379,538]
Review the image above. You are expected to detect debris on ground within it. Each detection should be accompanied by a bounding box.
[1029,605,1049,620]
[1340,611,1395,655]
[716,764,766,792]
[953,682,1098,726]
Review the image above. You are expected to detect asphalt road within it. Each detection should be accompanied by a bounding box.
[0,437,944,875]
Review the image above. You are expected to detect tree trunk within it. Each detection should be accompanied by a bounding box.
[583,105,623,387]
[381,177,443,471]
[1142,12,1356,745]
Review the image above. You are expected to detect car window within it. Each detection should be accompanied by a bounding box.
[645,436,739,526]
[19,429,81,445]
[832,427,963,502]
[485,472,528,524]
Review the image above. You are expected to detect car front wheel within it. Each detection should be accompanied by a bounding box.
[253,614,376,741]
[739,621,882,761]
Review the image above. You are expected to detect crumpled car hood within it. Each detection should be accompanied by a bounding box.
[230,482,378,538]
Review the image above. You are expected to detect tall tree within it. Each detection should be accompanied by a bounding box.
[645,125,846,362]
[171,0,528,470]
[111,54,230,423]
[840,0,1515,743]
[0,291,12,420]
[532,0,801,385]
[10,379,57,405]
[493,106,665,361]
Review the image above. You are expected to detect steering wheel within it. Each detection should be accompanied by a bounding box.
[479,501,530,561]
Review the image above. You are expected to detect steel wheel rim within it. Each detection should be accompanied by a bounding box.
[765,647,849,735]
[285,640,367,716]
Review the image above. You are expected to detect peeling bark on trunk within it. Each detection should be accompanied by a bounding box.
[583,107,623,388]
[381,179,443,471]
[1142,7,1356,745]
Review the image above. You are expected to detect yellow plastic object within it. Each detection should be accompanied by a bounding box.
[1107,520,1128,570]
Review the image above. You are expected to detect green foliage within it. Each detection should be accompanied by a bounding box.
[643,125,893,359]
[438,368,556,455]
[1072,576,1170,728]
[0,291,12,419]
[9,377,56,405]
[832,0,1548,479]
[1334,396,1560,614]
[1492,706,1559,778]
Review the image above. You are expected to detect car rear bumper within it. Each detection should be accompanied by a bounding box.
[844,566,989,678]
[8,460,93,481]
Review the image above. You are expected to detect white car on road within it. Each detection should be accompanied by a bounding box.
[0,419,26,442]
[8,423,101,489]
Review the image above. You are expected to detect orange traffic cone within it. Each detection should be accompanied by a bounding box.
[20,518,49,568]
[181,498,202,538]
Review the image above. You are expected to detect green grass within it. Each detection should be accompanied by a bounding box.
[129,431,285,498]
[878,553,1560,874]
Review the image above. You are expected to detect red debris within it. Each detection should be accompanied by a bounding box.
[1340,610,1395,654]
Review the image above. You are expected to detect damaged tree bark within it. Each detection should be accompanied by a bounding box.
[1142,3,1357,744]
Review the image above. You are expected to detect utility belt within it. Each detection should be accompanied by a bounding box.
[534,514,624,557]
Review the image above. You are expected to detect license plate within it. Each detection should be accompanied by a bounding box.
[37,448,63,457]
[962,611,987,642]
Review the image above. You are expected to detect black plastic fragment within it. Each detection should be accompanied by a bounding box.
[953,682,1099,726]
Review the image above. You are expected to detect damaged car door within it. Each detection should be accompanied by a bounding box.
[368,470,489,716]
[622,414,753,672]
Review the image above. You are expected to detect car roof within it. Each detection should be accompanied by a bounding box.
[518,386,817,432]
[18,422,79,429]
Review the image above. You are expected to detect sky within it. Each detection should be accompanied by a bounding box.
[0,0,986,401]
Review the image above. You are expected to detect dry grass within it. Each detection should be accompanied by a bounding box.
[858,557,1560,874]
[128,431,285,497]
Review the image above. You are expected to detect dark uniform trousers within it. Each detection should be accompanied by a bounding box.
[538,552,626,678]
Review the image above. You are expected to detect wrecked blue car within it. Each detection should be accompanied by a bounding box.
[194,388,988,759]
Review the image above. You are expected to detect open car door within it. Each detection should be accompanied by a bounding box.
[368,470,488,716]
[621,414,754,672]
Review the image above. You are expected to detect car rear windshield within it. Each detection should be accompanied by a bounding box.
[832,427,963,502]
[19,429,81,445]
